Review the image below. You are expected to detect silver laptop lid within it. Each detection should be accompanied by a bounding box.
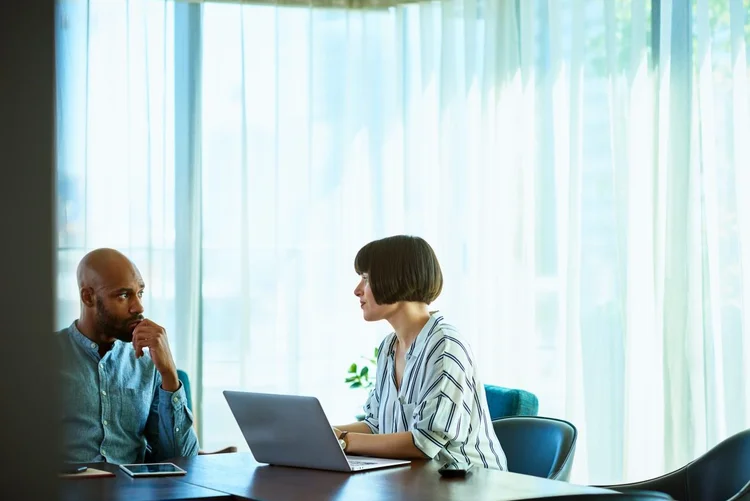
[223,390,353,472]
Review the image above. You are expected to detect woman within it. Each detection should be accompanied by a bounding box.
[334,235,506,470]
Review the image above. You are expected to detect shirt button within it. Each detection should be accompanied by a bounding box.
[103,420,108,426]
[101,390,106,396]
[173,397,179,403]
[90,342,96,349]
[99,363,104,370]
[175,427,180,432]
[101,449,106,456]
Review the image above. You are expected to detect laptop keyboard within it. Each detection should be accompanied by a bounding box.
[348,460,378,467]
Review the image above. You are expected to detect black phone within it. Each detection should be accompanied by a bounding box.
[438,462,473,478]
[60,465,88,475]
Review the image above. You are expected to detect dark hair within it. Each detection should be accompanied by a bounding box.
[354,235,443,305]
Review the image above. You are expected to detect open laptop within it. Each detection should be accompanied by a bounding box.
[223,390,411,473]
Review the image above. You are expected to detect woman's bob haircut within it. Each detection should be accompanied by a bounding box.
[354,235,443,305]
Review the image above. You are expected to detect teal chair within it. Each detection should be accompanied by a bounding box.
[176,369,237,455]
[484,385,539,420]
[176,370,193,411]
[355,384,537,421]
[492,416,577,481]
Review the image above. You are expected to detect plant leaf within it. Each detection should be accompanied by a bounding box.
[350,382,362,389]
[360,366,369,378]
[348,363,357,374]
[345,376,358,383]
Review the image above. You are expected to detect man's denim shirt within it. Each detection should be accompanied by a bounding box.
[58,321,199,464]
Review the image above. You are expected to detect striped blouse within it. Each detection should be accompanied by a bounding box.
[362,314,507,470]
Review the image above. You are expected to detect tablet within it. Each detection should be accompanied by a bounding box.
[119,462,187,477]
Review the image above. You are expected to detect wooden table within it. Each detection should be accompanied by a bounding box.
[171,453,614,501]
[58,462,231,501]
[60,454,614,501]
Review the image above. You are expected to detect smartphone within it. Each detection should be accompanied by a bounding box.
[60,465,88,475]
[119,462,187,478]
[438,461,474,478]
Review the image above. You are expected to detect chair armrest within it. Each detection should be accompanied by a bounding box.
[595,468,688,501]
[604,489,674,500]
[198,446,238,455]
[727,479,750,501]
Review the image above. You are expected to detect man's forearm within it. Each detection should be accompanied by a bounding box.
[345,431,430,460]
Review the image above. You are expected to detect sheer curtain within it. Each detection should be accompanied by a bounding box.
[55,1,178,349]
[56,0,750,484]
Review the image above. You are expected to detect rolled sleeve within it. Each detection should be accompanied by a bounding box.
[410,355,471,459]
[146,379,199,460]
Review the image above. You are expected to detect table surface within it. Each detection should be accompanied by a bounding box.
[173,453,613,501]
[61,453,615,501]
[58,461,230,501]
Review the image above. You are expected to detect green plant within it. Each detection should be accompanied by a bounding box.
[345,346,379,389]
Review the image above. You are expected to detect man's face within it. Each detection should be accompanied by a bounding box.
[93,266,145,343]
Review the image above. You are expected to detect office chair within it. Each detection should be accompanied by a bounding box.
[484,384,539,419]
[597,428,750,501]
[520,494,673,500]
[492,416,577,481]
[177,369,237,455]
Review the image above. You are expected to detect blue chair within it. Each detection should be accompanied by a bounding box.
[519,495,673,500]
[176,369,237,455]
[598,428,750,501]
[355,384,537,421]
[177,369,193,411]
[484,384,539,420]
[493,416,578,481]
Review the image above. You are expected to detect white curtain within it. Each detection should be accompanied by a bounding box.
[55,1,178,350]
[56,0,750,484]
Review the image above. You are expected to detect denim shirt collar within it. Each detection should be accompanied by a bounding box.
[67,320,121,362]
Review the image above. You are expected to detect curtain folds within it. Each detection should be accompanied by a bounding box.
[55,0,750,483]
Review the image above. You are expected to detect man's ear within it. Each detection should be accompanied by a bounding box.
[80,287,96,308]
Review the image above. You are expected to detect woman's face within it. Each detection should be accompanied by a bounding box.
[354,273,397,322]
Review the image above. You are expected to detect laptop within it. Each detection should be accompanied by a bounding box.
[223,390,411,472]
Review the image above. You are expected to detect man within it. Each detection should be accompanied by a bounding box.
[58,248,199,464]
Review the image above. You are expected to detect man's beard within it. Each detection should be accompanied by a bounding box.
[95,300,143,343]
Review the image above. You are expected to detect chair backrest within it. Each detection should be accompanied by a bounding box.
[685,428,750,501]
[177,369,193,411]
[492,416,577,481]
[484,384,539,419]
[521,494,673,501]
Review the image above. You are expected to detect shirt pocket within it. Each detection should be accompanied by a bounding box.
[119,388,151,434]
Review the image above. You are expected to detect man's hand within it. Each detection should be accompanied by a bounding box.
[132,319,180,392]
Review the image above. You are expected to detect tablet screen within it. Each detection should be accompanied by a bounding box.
[120,463,186,475]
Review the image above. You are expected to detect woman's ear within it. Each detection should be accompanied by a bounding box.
[80,287,95,308]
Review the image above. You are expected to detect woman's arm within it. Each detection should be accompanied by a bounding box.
[333,422,373,434]
[342,431,430,460]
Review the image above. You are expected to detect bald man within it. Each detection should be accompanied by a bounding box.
[57,248,199,464]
